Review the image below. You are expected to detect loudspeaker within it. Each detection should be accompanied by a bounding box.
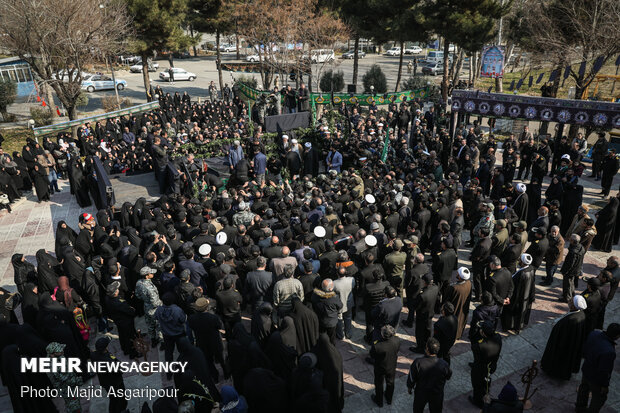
[347,84,357,94]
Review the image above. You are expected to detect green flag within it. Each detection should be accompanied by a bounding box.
[381,127,390,162]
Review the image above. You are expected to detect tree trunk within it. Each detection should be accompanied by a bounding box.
[44,82,56,117]
[451,49,465,84]
[495,76,503,93]
[440,39,450,104]
[395,41,405,92]
[190,26,197,57]
[469,53,474,85]
[142,53,152,101]
[67,105,77,121]
[235,31,240,60]
[352,34,360,86]
[216,30,224,92]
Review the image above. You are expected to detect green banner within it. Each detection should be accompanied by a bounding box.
[236,82,429,106]
[33,101,160,137]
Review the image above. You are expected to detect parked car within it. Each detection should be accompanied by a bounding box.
[129,60,160,73]
[219,44,236,52]
[303,49,335,63]
[385,47,401,56]
[404,46,423,55]
[421,62,444,76]
[245,54,261,62]
[426,50,453,64]
[173,51,191,59]
[158,68,196,81]
[120,55,141,64]
[341,50,366,59]
[81,74,127,92]
[52,70,90,82]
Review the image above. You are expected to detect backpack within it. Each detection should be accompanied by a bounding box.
[51,287,91,340]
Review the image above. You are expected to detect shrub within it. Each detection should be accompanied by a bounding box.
[319,70,345,93]
[0,78,17,119]
[102,95,132,112]
[236,75,258,90]
[362,64,387,94]
[76,92,89,109]
[30,107,54,127]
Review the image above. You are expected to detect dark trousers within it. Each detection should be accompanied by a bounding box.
[471,364,491,406]
[415,315,432,350]
[518,161,531,180]
[472,268,485,299]
[163,333,185,363]
[576,377,608,413]
[365,309,374,340]
[413,391,444,413]
[323,325,337,345]
[545,263,558,283]
[103,384,128,413]
[117,323,137,355]
[374,368,395,405]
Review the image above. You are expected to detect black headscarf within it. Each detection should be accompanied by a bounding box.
[35,249,60,294]
[250,302,273,347]
[290,297,320,355]
[176,337,221,402]
[312,333,344,413]
[12,253,36,294]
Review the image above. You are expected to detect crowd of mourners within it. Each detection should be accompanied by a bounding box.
[0,83,619,413]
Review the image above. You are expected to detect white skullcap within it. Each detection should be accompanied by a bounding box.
[573,295,587,310]
[365,235,377,247]
[401,196,409,205]
[378,123,384,127]
[457,267,471,280]
[365,194,376,204]
[291,138,298,144]
[282,134,289,139]
[199,244,212,256]
[304,142,312,148]
[516,183,526,193]
[561,154,571,161]
[520,253,533,265]
[313,226,326,238]
[234,140,240,146]
[216,232,227,245]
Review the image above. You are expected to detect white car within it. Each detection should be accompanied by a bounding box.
[245,54,261,62]
[219,44,236,52]
[159,68,196,81]
[385,47,401,56]
[404,46,423,55]
[129,61,160,73]
[81,74,127,92]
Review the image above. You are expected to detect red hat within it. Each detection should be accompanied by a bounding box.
[81,213,94,222]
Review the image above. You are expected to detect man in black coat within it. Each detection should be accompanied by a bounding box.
[370,325,400,407]
[433,302,458,364]
[433,236,457,294]
[407,337,452,413]
[501,233,522,274]
[370,286,402,342]
[525,227,549,275]
[188,297,228,382]
[104,282,139,358]
[600,149,619,197]
[364,271,390,342]
[411,274,439,353]
[471,227,492,302]
[245,256,275,311]
[311,278,343,344]
[91,337,128,413]
[402,253,427,328]
[215,276,243,337]
[484,256,514,310]
[561,234,586,301]
[469,321,503,408]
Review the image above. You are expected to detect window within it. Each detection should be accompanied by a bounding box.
[8,69,17,82]
[16,68,25,82]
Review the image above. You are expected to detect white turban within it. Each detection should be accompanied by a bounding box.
[573,295,587,310]
[457,267,471,281]
[365,235,377,247]
[520,253,533,266]
[516,183,527,193]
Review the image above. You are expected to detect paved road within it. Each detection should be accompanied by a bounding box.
[78,52,468,113]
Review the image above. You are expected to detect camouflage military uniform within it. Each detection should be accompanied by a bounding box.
[233,210,256,227]
[135,279,163,342]
[46,343,83,413]
[473,212,495,244]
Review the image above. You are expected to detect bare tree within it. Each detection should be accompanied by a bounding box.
[0,0,131,120]
[524,0,620,99]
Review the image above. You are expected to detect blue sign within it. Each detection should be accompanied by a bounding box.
[480,45,505,79]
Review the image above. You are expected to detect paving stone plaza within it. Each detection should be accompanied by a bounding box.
[0,152,618,413]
